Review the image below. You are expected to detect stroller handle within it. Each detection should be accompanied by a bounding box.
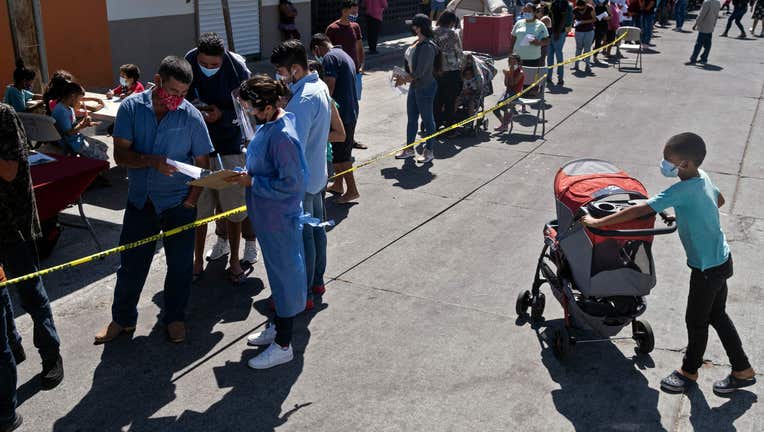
[576,207,677,237]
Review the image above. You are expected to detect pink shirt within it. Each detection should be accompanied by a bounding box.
[364,0,388,21]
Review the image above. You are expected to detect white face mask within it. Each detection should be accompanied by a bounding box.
[119,77,128,87]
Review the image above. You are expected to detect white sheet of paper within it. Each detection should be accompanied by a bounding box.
[166,158,203,179]
[596,11,608,20]
[519,34,536,46]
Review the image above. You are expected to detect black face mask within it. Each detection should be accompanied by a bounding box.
[254,112,269,125]
[410,26,418,36]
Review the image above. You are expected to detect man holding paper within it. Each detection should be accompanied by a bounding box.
[94,56,214,345]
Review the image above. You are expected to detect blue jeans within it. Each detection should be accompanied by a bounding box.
[674,0,687,29]
[407,80,438,150]
[547,34,567,79]
[574,30,595,67]
[690,32,712,62]
[112,201,196,327]
[640,13,655,44]
[302,192,327,292]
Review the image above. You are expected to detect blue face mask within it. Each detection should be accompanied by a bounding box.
[660,159,679,177]
[523,12,534,20]
[349,14,359,22]
[199,64,221,77]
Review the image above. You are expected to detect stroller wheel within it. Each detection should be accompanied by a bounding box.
[515,290,531,317]
[552,326,570,360]
[633,320,655,354]
[531,293,546,322]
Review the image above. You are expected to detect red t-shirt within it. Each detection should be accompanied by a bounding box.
[111,81,145,97]
[325,20,362,71]
[505,67,525,94]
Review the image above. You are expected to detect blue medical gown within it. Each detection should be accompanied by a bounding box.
[245,113,309,318]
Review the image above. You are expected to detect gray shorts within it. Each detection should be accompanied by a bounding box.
[197,153,248,223]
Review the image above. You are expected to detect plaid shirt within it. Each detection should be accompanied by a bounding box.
[0,103,41,244]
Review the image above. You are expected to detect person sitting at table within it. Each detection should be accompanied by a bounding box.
[51,82,109,161]
[3,59,42,113]
[106,64,145,100]
[42,70,104,115]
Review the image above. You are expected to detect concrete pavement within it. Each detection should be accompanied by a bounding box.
[8,14,764,432]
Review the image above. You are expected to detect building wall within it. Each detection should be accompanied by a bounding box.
[0,2,16,86]
[259,0,311,61]
[106,0,197,87]
[40,0,113,89]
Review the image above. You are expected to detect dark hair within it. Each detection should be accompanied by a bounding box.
[120,63,140,80]
[509,54,522,64]
[536,4,550,14]
[436,11,459,28]
[575,0,587,6]
[309,33,332,52]
[666,133,707,166]
[198,32,226,57]
[43,70,74,114]
[12,59,35,86]
[341,0,358,10]
[158,56,194,84]
[271,39,309,70]
[61,82,85,100]
[307,60,325,80]
[239,74,289,109]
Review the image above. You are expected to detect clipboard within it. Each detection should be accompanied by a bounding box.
[188,170,241,190]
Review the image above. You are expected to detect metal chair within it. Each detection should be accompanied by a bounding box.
[615,26,643,72]
[509,66,547,138]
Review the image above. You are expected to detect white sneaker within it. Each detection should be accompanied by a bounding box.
[394,148,415,159]
[415,149,434,164]
[242,240,259,266]
[247,323,276,346]
[247,342,294,369]
[205,236,230,261]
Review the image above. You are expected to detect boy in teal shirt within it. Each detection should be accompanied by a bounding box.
[582,132,756,395]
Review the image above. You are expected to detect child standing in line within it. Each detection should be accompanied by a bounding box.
[494,54,524,132]
[106,64,144,100]
[582,132,756,395]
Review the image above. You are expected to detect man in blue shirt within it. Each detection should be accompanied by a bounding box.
[271,40,332,309]
[94,56,214,345]
[310,33,360,204]
[185,32,255,284]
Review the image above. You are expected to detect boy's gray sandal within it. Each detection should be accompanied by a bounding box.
[713,375,757,395]
[661,371,696,393]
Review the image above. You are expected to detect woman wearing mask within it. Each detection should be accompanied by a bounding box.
[536,4,553,70]
[548,0,573,86]
[394,14,439,164]
[592,0,611,64]
[433,11,464,132]
[227,76,309,370]
[509,3,550,67]
[572,0,597,73]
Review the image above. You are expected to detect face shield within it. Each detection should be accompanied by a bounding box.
[231,87,259,143]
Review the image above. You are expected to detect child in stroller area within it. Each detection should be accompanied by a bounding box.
[494,54,524,132]
[582,132,757,396]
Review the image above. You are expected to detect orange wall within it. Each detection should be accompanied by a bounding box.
[40,0,113,89]
[0,2,16,86]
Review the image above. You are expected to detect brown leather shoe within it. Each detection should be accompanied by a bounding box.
[167,321,186,343]
[93,321,135,345]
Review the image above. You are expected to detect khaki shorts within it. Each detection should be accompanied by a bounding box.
[197,153,248,223]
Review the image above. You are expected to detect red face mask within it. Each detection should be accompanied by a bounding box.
[156,85,184,111]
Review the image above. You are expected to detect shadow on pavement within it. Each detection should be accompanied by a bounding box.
[51,274,265,431]
[527,318,665,431]
[686,387,757,431]
[380,157,436,190]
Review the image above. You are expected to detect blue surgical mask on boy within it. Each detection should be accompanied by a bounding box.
[523,12,534,20]
[660,159,679,177]
[199,64,221,77]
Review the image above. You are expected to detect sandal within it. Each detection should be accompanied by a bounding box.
[713,374,757,395]
[227,267,253,286]
[661,370,696,393]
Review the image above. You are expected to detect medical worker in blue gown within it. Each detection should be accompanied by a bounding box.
[226,76,309,370]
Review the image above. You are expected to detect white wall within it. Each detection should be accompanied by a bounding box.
[106,0,194,21]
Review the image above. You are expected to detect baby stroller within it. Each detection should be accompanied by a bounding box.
[516,159,676,359]
[453,51,496,135]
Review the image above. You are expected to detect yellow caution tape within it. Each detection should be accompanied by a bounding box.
[0,33,628,289]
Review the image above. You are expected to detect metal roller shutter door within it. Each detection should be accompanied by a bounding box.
[228,0,261,56]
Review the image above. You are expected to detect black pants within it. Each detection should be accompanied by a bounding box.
[521,58,543,67]
[593,27,608,54]
[366,15,382,52]
[434,70,462,128]
[682,256,751,374]
[274,315,294,347]
[724,5,747,34]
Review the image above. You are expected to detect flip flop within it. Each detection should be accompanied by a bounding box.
[227,267,253,286]
[713,374,757,395]
[660,371,696,393]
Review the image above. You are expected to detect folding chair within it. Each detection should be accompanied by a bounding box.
[615,26,643,72]
[16,112,61,148]
[509,66,547,138]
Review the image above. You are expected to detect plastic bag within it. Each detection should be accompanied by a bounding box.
[390,66,410,95]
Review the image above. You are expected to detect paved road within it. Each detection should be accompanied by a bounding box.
[9,16,764,432]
